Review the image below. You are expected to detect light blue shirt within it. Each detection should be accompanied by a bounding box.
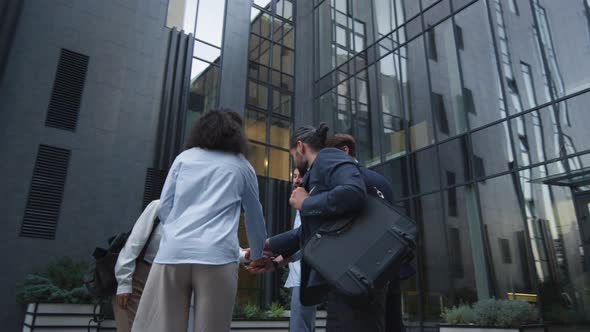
[284,211,301,288]
[155,148,267,265]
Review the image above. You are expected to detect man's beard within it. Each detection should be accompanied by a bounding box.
[294,155,308,173]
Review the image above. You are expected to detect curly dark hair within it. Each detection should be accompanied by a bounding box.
[289,122,330,151]
[185,109,247,155]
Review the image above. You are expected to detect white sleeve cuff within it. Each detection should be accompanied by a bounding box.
[116,284,133,295]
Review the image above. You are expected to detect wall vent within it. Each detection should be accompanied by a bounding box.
[45,48,89,131]
[20,145,71,239]
[143,168,166,208]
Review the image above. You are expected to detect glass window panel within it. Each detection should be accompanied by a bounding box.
[195,0,226,47]
[510,105,560,167]
[409,146,440,194]
[270,117,291,149]
[190,58,209,79]
[187,61,219,142]
[471,121,515,178]
[533,1,583,102]
[253,12,272,38]
[166,0,197,33]
[438,136,470,184]
[317,0,335,77]
[248,81,268,109]
[423,0,451,28]
[282,24,294,48]
[427,19,467,138]
[269,148,290,181]
[282,48,294,75]
[254,0,272,9]
[248,143,267,177]
[272,90,292,116]
[401,0,421,21]
[455,1,505,130]
[518,164,590,323]
[245,109,267,143]
[374,156,410,199]
[558,92,590,161]
[402,36,434,151]
[478,174,534,299]
[443,184,486,304]
[276,0,294,21]
[377,54,405,159]
[414,189,481,322]
[193,41,221,63]
[421,0,440,9]
[251,7,261,22]
[374,0,397,38]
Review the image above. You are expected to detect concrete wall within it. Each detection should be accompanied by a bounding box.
[0,0,170,329]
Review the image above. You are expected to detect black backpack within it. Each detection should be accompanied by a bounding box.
[83,218,159,298]
[83,232,130,298]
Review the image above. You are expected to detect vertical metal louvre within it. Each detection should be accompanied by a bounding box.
[45,48,89,131]
[20,145,71,239]
[143,168,166,208]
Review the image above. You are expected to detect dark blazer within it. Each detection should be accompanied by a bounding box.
[269,148,367,305]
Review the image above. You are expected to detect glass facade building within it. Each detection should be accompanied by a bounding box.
[1,0,590,329]
[146,0,590,331]
[175,0,590,329]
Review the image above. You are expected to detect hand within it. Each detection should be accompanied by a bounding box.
[243,246,275,261]
[116,294,130,308]
[250,257,271,268]
[245,255,289,274]
[289,187,309,210]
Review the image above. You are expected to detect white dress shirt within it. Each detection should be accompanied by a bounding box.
[155,148,267,265]
[115,200,162,294]
[284,211,302,288]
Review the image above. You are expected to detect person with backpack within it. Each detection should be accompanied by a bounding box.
[131,110,268,332]
[112,200,162,332]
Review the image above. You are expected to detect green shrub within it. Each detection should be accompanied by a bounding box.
[265,302,286,319]
[17,257,93,304]
[242,303,260,320]
[495,299,538,327]
[441,305,476,324]
[443,299,539,327]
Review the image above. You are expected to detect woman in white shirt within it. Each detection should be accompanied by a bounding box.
[132,110,268,332]
[113,200,162,332]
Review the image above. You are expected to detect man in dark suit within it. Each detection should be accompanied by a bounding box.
[259,124,388,332]
[326,134,405,332]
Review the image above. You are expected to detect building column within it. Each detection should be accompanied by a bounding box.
[218,0,253,114]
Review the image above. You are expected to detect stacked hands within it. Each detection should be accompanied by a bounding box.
[240,185,309,274]
[241,241,290,274]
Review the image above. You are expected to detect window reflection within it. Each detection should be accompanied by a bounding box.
[438,136,470,185]
[471,121,514,178]
[269,116,290,149]
[269,148,290,181]
[455,1,505,130]
[195,0,226,47]
[427,19,467,139]
[248,143,267,177]
[409,146,440,194]
[245,109,267,143]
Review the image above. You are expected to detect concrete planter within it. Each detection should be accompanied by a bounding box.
[230,310,327,331]
[22,303,116,332]
[439,324,546,332]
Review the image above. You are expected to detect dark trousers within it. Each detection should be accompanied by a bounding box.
[385,276,404,332]
[325,286,387,332]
